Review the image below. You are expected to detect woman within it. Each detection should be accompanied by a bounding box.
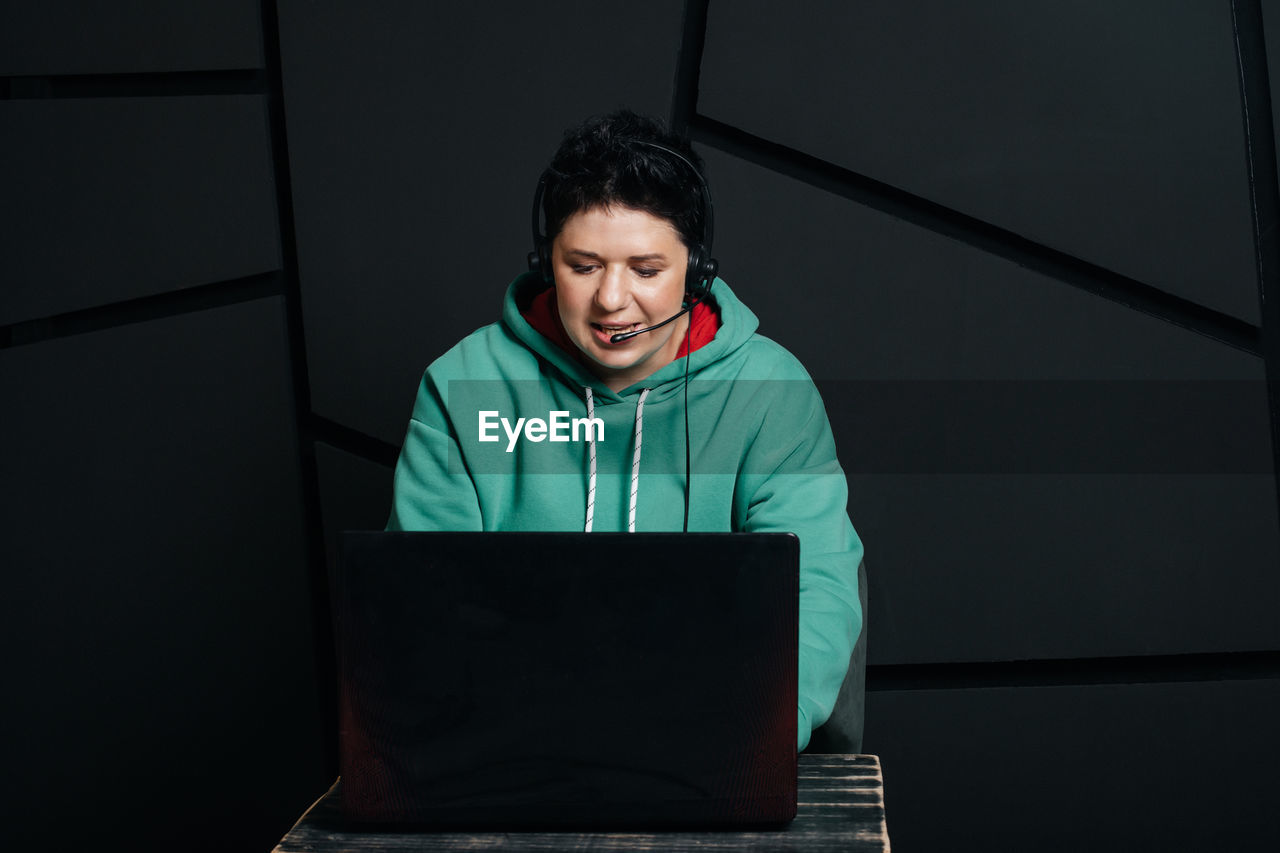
[387,109,864,751]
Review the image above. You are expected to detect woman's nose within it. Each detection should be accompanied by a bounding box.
[593,265,630,312]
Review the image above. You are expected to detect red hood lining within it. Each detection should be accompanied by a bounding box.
[520,285,722,362]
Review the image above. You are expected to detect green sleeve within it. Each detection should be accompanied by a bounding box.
[386,375,483,532]
[735,380,864,752]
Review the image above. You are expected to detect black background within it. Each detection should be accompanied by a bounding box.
[2,1,1278,850]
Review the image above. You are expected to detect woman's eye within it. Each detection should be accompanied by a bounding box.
[634,268,660,278]
[571,265,596,274]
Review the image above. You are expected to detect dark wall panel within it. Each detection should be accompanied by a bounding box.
[278,0,685,444]
[700,0,1259,324]
[866,680,1280,852]
[852,475,1279,664]
[0,0,263,75]
[700,146,1279,664]
[1264,0,1280,180]
[0,299,326,851]
[698,147,1262,382]
[0,96,281,325]
[315,442,393,580]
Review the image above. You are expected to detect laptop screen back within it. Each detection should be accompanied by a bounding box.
[335,530,798,828]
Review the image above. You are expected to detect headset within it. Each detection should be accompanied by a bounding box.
[527,138,719,309]
[527,137,715,532]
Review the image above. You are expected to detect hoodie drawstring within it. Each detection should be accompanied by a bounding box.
[628,388,651,533]
[584,386,597,533]
[583,386,651,533]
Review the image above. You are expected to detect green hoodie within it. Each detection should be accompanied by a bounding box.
[388,272,864,751]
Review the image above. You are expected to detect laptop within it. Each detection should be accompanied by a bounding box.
[334,530,798,829]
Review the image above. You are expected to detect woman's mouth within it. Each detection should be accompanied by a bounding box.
[591,322,640,345]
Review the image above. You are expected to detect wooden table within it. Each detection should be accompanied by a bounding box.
[273,754,889,851]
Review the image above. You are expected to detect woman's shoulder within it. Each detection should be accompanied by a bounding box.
[405,322,545,426]
[424,321,542,382]
[717,331,817,384]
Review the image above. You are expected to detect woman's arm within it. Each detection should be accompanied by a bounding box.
[735,378,864,751]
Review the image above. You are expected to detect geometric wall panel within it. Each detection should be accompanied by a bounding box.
[701,0,1259,323]
[0,96,280,325]
[854,473,1280,664]
[867,680,1280,851]
[698,149,1264,382]
[314,441,393,579]
[277,0,685,444]
[701,146,1279,665]
[0,299,325,851]
[1263,0,1280,199]
[0,0,262,75]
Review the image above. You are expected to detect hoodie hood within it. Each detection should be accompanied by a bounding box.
[501,271,760,403]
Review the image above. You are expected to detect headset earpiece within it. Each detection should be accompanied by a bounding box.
[527,241,553,282]
[528,171,554,282]
[686,248,718,303]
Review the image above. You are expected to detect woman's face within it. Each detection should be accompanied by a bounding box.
[552,205,690,391]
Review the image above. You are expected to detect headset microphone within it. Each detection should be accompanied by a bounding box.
[606,298,691,338]
[606,277,711,340]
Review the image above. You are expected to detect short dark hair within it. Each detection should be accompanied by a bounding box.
[541,109,708,250]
